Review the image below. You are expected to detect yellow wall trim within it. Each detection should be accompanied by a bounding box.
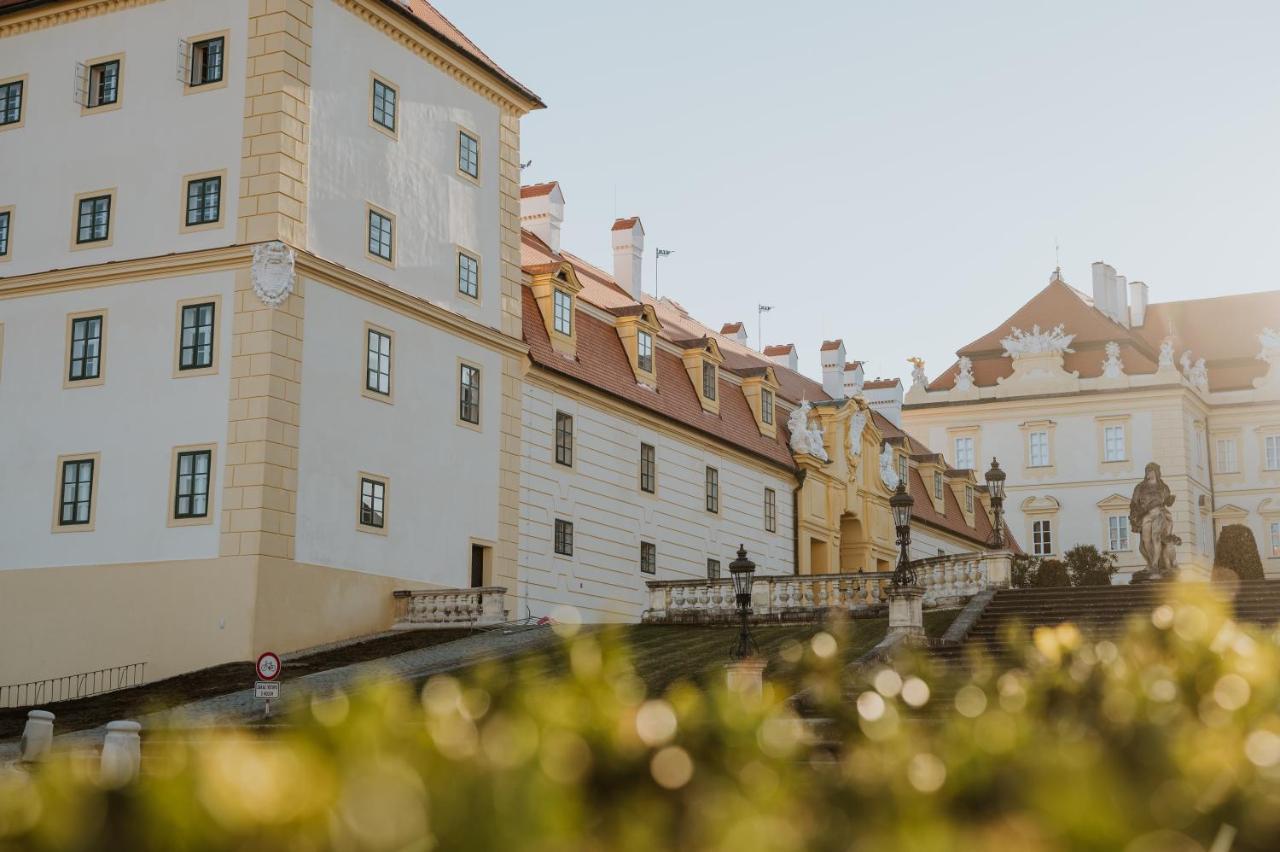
[0,0,163,39]
[0,245,252,299]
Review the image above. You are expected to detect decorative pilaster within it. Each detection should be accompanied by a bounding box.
[237,0,312,247]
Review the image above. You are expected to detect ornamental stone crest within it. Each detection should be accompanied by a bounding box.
[1000,324,1076,358]
[954,356,976,391]
[848,410,867,457]
[1189,358,1209,392]
[879,442,900,490]
[251,241,296,308]
[1158,338,1176,370]
[908,356,928,389]
[1101,341,1125,379]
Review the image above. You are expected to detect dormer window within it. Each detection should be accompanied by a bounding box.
[897,454,908,485]
[934,471,943,500]
[762,388,774,425]
[702,361,717,400]
[637,330,653,373]
[965,484,975,513]
[552,289,572,336]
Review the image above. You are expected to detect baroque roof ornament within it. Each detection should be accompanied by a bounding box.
[1258,328,1280,364]
[879,442,900,490]
[1159,337,1176,369]
[908,356,928,389]
[848,409,867,457]
[787,400,829,462]
[1000,324,1076,358]
[1101,341,1125,379]
[954,356,976,391]
[251,241,296,308]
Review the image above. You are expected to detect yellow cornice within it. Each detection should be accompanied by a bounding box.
[524,367,796,480]
[333,0,543,115]
[0,0,163,37]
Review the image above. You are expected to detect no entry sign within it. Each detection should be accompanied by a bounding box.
[256,651,281,681]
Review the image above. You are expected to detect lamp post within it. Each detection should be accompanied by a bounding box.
[728,544,758,660]
[890,480,916,588]
[985,457,1007,549]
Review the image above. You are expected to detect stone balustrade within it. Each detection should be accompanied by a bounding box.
[392,586,508,628]
[642,551,1011,624]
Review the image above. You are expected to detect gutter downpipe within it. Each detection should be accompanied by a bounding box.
[792,468,807,575]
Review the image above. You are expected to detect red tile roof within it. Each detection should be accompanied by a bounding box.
[820,339,844,351]
[864,378,901,390]
[721,322,745,335]
[928,274,1278,393]
[763,344,795,356]
[520,182,559,199]
[612,217,642,232]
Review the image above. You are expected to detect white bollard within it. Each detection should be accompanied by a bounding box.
[100,720,142,786]
[19,710,55,763]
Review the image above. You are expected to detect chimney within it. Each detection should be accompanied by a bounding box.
[720,322,748,347]
[1091,261,1116,320]
[764,343,798,373]
[1129,280,1148,327]
[820,339,846,398]
[863,379,904,427]
[1114,273,1130,327]
[611,217,645,302]
[520,182,565,254]
[843,361,865,396]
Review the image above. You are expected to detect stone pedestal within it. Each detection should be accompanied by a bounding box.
[101,720,142,786]
[19,710,54,763]
[725,658,767,700]
[888,586,925,644]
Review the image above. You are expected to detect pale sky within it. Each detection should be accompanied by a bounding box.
[448,1,1280,384]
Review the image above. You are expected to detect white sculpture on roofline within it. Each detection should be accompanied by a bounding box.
[787,401,829,462]
[849,410,867,457]
[1258,328,1280,364]
[954,356,976,391]
[908,356,928,390]
[1158,337,1176,370]
[879,442,900,490]
[1189,358,1209,392]
[251,241,296,308]
[1180,350,1194,376]
[1001,324,1076,358]
[1101,341,1125,379]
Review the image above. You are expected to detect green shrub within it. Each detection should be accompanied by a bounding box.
[1035,558,1071,587]
[1216,524,1266,581]
[1010,554,1041,587]
[1064,544,1119,586]
[3,587,1280,851]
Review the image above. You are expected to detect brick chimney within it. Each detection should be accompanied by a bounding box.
[612,217,645,302]
[764,343,798,373]
[520,182,564,254]
[820,339,846,398]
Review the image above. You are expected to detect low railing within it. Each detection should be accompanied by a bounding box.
[0,662,146,709]
[643,551,1012,624]
[392,586,508,629]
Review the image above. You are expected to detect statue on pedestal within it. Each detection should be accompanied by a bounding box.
[1129,462,1179,581]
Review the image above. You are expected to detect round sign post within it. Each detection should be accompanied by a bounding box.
[255,652,281,717]
[256,652,281,681]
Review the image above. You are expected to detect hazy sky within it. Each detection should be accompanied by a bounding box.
[447,1,1280,383]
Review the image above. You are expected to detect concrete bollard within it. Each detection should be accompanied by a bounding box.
[19,710,55,763]
[725,658,767,701]
[100,720,142,786]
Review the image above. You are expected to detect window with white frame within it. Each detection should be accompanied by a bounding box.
[637,330,653,374]
[84,58,120,108]
[1029,430,1050,467]
[705,466,719,513]
[965,484,975,513]
[954,436,975,470]
[1032,519,1054,556]
[764,487,777,532]
[639,442,656,494]
[1103,424,1126,462]
[1108,516,1130,552]
[1271,522,1280,558]
[1216,438,1238,474]
[702,361,717,400]
[897,454,909,486]
[189,37,224,87]
[761,388,774,425]
[554,411,573,466]
[359,477,386,529]
[1266,435,1280,471]
[934,471,943,500]
[552,289,572,336]
[458,363,480,425]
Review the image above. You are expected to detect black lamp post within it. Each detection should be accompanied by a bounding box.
[985,457,1007,549]
[728,544,758,660]
[890,480,916,588]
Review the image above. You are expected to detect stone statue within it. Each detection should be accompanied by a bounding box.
[1130,462,1178,580]
[1000,324,1076,358]
[954,356,976,391]
[787,401,829,462]
[1189,358,1209,392]
[879,442,900,490]
[1259,328,1280,364]
[1180,350,1193,376]
[1159,338,1176,370]
[251,240,296,307]
[908,356,928,389]
[848,410,867,457]
[1101,341,1125,379]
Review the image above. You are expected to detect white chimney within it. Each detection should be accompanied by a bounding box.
[820,339,846,398]
[863,379,904,427]
[611,217,645,302]
[1114,273,1130,327]
[1091,261,1117,320]
[764,344,798,373]
[1129,280,1148,327]
[843,361,865,397]
[720,323,749,347]
[519,182,564,254]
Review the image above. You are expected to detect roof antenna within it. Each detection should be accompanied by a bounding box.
[1052,237,1062,281]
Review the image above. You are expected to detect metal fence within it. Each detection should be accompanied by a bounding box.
[0,662,146,709]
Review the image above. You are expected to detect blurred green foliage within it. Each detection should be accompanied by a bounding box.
[1215,525,1265,582]
[2,585,1279,851]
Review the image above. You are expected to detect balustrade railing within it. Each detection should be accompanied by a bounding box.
[392,586,508,628]
[643,551,1011,623]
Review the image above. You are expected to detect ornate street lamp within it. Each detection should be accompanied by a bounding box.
[890,480,916,588]
[985,457,1007,549]
[728,544,758,660]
